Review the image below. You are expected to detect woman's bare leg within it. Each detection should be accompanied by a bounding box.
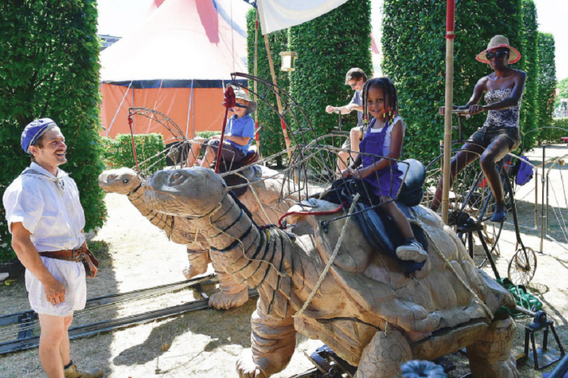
[480,137,511,222]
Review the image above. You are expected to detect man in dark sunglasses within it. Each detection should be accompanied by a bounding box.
[433,35,526,224]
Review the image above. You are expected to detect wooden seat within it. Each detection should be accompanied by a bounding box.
[218,146,259,173]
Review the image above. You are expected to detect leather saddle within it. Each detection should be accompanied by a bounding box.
[219,147,260,197]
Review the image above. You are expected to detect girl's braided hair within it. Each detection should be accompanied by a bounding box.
[362,77,399,126]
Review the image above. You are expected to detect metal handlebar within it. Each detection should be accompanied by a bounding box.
[452,108,470,115]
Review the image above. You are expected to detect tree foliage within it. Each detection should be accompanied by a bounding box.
[0,0,105,262]
[536,32,556,142]
[288,0,373,140]
[556,78,568,108]
[246,9,289,164]
[246,1,372,163]
[382,0,522,164]
[101,134,166,173]
[519,0,539,149]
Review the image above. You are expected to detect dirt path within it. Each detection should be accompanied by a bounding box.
[0,145,567,377]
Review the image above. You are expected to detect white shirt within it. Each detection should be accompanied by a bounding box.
[368,115,405,156]
[3,162,85,252]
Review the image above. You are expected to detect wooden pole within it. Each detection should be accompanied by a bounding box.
[441,0,456,223]
[263,33,293,161]
[254,11,262,159]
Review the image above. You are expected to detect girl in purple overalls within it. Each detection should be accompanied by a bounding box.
[341,77,427,263]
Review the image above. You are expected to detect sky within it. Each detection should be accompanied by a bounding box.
[97,0,568,80]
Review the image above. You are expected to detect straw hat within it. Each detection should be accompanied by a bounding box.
[230,85,257,114]
[476,35,521,64]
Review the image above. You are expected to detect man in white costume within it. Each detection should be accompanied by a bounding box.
[3,118,102,378]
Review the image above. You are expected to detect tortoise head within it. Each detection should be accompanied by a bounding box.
[144,167,227,217]
[98,167,142,195]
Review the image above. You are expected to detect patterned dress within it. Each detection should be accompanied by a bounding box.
[483,88,522,129]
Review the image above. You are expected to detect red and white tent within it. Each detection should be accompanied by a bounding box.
[99,0,248,143]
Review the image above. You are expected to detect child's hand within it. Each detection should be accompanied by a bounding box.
[325,105,336,114]
[341,168,352,179]
[350,168,365,180]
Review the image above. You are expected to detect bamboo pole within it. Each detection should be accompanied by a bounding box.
[254,11,262,159]
[263,33,293,161]
[441,0,456,224]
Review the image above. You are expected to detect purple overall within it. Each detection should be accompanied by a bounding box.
[359,118,403,199]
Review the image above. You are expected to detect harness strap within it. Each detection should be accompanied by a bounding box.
[277,202,345,228]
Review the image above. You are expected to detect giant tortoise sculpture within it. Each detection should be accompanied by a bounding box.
[142,167,519,378]
[98,165,294,310]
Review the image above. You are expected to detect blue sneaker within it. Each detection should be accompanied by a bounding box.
[490,204,507,223]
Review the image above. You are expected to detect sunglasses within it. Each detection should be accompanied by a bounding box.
[485,50,508,60]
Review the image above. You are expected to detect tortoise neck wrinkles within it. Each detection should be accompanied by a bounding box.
[127,182,144,202]
[196,193,256,251]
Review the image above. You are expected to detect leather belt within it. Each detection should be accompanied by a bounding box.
[39,245,99,278]
[39,246,87,262]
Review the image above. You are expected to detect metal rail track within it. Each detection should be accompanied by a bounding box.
[0,274,258,355]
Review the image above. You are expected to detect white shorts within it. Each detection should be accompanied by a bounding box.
[25,257,87,317]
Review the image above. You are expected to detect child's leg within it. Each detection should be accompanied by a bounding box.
[187,142,202,166]
[381,201,414,240]
[337,150,349,172]
[350,127,363,154]
[200,145,216,168]
[381,200,427,263]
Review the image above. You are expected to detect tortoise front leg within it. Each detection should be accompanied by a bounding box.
[355,328,413,378]
[236,301,296,378]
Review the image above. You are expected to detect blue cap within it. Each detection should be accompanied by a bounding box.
[21,118,58,153]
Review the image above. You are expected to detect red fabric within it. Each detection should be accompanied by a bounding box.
[446,0,455,38]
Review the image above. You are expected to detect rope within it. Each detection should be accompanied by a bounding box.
[230,171,272,225]
[105,81,133,137]
[414,216,494,320]
[294,194,360,318]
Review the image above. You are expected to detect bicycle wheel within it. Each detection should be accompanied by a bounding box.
[508,246,537,286]
[423,149,510,268]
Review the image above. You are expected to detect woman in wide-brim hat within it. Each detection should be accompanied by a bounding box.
[431,35,527,224]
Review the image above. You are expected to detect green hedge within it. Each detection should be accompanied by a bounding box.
[519,0,539,150]
[382,0,522,164]
[289,0,372,142]
[102,134,166,174]
[536,32,556,142]
[556,78,568,109]
[246,9,289,164]
[539,118,568,143]
[0,0,105,262]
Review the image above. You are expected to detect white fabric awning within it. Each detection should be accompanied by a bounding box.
[257,0,349,35]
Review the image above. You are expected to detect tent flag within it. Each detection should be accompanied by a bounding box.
[257,0,348,35]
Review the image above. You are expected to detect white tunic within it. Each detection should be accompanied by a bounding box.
[3,162,85,251]
[3,162,87,316]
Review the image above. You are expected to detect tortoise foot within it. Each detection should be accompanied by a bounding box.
[182,264,208,279]
[209,287,249,310]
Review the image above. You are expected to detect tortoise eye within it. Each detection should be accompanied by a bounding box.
[170,171,185,185]
[123,179,129,183]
